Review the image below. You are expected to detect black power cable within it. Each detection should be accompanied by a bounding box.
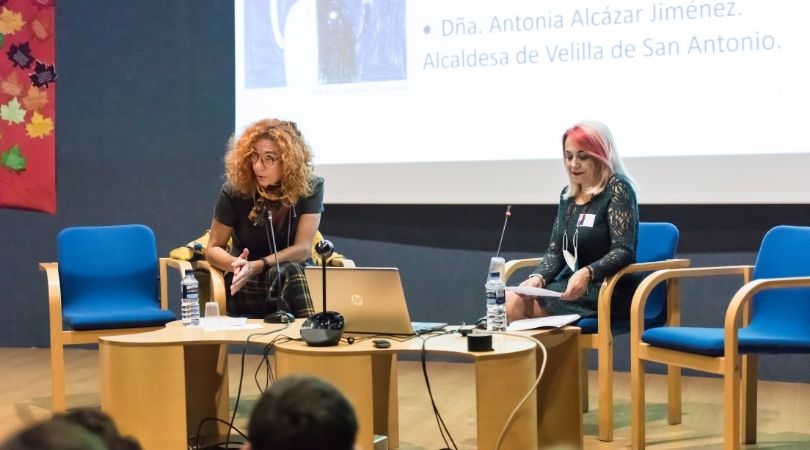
[192,324,291,450]
[418,331,458,450]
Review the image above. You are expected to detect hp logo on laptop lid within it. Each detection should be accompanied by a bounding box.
[350,294,363,306]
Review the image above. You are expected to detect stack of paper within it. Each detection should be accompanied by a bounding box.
[506,314,581,331]
[506,286,562,297]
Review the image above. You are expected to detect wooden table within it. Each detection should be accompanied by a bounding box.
[514,326,584,449]
[99,321,581,450]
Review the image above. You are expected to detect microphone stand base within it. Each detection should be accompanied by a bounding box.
[300,311,345,347]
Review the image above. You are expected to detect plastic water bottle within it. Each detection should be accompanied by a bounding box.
[181,269,200,326]
[485,271,506,332]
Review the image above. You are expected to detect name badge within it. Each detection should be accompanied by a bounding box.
[577,213,596,227]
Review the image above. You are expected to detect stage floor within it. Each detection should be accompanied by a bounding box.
[2,347,809,449]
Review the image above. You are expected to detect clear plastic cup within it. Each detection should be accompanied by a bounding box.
[204,302,221,328]
[205,302,220,318]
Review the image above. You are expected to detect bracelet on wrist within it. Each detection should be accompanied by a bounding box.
[261,257,271,273]
[585,265,595,280]
[528,273,546,288]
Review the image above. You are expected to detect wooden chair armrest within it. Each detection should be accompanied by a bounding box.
[595,258,691,332]
[630,265,754,342]
[192,260,227,314]
[724,276,810,350]
[39,262,63,332]
[503,258,541,283]
[335,258,356,268]
[163,257,193,272]
[610,259,691,278]
[158,258,193,310]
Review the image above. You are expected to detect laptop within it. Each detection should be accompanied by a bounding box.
[304,266,447,335]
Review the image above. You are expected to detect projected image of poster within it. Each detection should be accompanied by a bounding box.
[244,0,406,88]
[317,0,407,84]
[244,0,296,88]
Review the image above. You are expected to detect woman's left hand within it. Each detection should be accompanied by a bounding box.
[230,249,253,295]
[561,268,591,300]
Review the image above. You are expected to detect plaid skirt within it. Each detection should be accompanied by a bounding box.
[225,261,315,319]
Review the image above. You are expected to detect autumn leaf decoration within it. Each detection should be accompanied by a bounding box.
[7,41,34,68]
[29,60,56,87]
[30,13,52,40]
[0,6,25,35]
[22,85,47,110]
[1,71,23,96]
[2,144,27,173]
[0,96,25,124]
[26,110,52,138]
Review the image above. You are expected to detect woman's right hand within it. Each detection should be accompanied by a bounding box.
[519,276,542,288]
[230,249,252,295]
[516,276,543,299]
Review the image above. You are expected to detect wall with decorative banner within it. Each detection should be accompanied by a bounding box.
[0,0,56,213]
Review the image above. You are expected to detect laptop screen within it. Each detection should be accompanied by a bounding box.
[304,266,436,335]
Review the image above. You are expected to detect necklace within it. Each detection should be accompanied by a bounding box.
[562,196,592,271]
[249,194,268,227]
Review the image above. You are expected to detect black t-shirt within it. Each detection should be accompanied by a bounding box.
[214,176,324,260]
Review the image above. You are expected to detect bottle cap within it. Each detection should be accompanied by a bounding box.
[489,256,505,276]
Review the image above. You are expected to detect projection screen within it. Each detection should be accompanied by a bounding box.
[235,0,810,204]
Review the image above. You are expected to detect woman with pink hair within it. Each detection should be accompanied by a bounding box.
[505,121,639,321]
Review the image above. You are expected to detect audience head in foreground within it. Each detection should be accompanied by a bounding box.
[56,408,142,450]
[0,417,106,450]
[0,408,142,450]
[244,375,358,450]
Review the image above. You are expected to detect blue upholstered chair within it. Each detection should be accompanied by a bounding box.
[39,224,190,411]
[504,222,688,441]
[630,225,810,450]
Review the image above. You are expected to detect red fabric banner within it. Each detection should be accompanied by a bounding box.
[0,0,56,214]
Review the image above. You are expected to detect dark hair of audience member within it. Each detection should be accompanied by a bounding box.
[56,408,142,450]
[247,376,358,450]
[0,418,106,450]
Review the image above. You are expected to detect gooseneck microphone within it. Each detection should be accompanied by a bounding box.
[262,209,296,323]
[314,239,333,313]
[300,239,345,346]
[495,205,512,258]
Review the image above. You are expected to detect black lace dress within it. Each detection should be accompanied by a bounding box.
[531,174,639,318]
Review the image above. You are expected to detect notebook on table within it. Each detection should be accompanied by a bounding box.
[304,266,447,335]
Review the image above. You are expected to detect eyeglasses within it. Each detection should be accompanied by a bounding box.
[249,151,279,167]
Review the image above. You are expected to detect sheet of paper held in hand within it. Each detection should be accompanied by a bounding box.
[507,314,581,331]
[506,286,562,297]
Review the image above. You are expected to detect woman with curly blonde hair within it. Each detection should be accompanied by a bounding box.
[205,118,323,319]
